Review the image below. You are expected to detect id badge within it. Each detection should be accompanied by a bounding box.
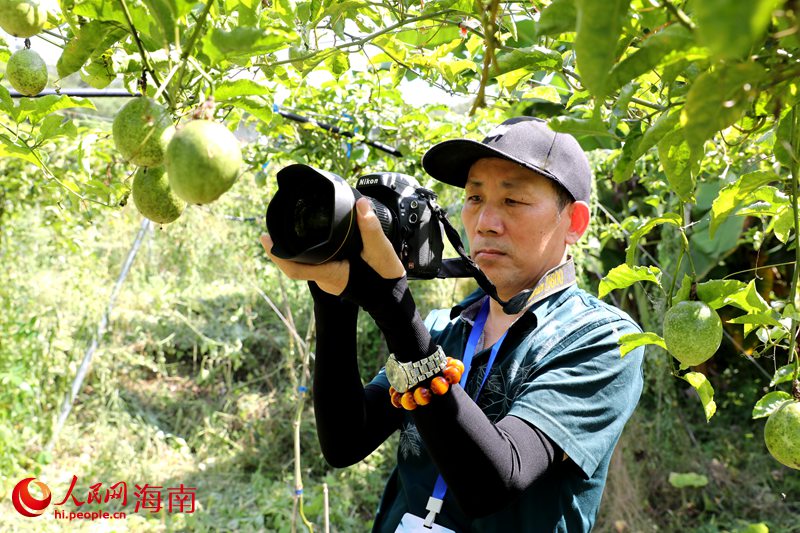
[395,512,456,533]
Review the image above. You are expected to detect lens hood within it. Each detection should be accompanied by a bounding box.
[266,164,362,264]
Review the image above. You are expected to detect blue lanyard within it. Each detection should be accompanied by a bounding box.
[431,297,508,501]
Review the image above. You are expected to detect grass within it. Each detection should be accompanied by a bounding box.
[1,177,798,532]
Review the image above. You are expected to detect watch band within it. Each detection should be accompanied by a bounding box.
[411,347,447,380]
[386,346,448,393]
[407,346,447,387]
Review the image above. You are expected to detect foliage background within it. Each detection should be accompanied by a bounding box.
[0,0,798,531]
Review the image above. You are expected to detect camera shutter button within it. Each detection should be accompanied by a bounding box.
[409,213,418,223]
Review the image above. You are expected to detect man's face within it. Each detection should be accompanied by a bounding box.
[461,157,575,300]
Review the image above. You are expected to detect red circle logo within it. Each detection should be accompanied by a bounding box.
[11,478,51,517]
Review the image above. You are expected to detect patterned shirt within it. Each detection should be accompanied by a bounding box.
[369,283,646,532]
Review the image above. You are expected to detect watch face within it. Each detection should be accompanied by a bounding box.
[386,359,409,392]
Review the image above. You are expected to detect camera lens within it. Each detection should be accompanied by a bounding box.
[267,164,397,264]
[292,192,332,248]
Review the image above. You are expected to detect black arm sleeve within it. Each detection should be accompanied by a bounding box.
[309,282,403,468]
[412,386,562,518]
[314,264,561,516]
[340,258,437,362]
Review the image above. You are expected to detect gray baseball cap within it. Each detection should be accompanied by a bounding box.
[421,117,592,204]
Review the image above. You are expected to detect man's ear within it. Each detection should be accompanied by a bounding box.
[565,201,590,245]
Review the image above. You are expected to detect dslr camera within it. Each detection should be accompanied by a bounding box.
[265,164,444,279]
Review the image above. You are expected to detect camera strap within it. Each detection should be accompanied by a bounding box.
[431,206,574,315]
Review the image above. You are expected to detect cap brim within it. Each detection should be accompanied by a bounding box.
[422,138,560,189]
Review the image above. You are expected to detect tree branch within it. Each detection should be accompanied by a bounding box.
[660,0,695,31]
[117,0,172,107]
[171,0,216,111]
[260,9,456,69]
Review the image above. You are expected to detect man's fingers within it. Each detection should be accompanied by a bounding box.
[355,199,405,279]
[260,234,348,294]
[259,234,274,254]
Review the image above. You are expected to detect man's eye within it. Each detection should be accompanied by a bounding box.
[467,195,481,202]
[505,198,521,205]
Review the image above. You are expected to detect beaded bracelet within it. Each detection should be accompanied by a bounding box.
[389,357,466,411]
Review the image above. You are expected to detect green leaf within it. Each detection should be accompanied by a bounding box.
[536,0,576,37]
[37,115,78,143]
[73,0,157,49]
[774,106,800,168]
[752,391,792,419]
[727,312,784,328]
[657,129,698,202]
[274,0,298,26]
[607,24,694,93]
[520,85,562,104]
[203,27,295,64]
[782,304,800,321]
[668,472,709,488]
[325,51,350,77]
[16,95,95,124]
[548,116,614,138]
[492,46,562,77]
[723,280,771,314]
[618,332,665,357]
[80,55,116,89]
[681,62,766,155]
[0,83,16,120]
[215,79,270,100]
[141,0,176,46]
[710,171,779,238]
[228,96,273,125]
[737,186,790,217]
[613,109,680,183]
[681,371,717,421]
[0,135,41,166]
[697,279,747,309]
[625,214,682,266]
[673,274,693,304]
[770,364,797,387]
[574,0,628,98]
[440,59,476,84]
[771,206,794,244]
[695,0,783,59]
[395,25,460,49]
[598,264,662,299]
[57,21,120,79]
[505,19,538,48]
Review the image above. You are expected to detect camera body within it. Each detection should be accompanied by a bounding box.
[355,172,443,279]
[265,164,444,280]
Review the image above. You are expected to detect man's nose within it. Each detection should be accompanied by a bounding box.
[476,204,503,234]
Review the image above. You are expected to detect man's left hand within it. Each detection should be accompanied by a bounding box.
[260,198,405,295]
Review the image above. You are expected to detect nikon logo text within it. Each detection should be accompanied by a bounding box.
[358,178,380,186]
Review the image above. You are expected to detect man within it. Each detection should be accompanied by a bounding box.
[261,117,645,532]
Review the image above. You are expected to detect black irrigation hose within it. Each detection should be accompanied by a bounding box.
[275,107,403,157]
[8,89,403,156]
[8,88,142,98]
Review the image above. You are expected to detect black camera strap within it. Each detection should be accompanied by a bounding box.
[431,205,574,315]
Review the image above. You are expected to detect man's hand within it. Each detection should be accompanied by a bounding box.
[260,198,405,295]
